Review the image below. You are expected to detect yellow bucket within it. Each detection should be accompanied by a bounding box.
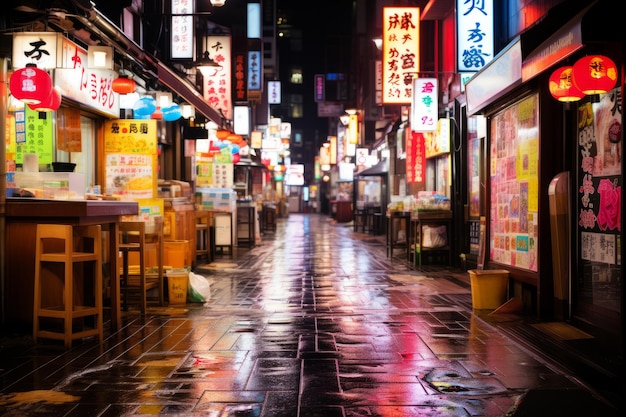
[167,270,188,305]
[468,269,509,309]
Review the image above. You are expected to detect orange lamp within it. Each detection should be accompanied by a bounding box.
[548,66,584,102]
[112,75,137,94]
[216,129,230,140]
[572,55,618,95]
[9,64,53,104]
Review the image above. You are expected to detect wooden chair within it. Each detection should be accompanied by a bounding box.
[195,210,212,267]
[118,221,164,314]
[33,224,103,348]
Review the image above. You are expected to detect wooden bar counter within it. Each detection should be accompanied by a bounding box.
[3,198,138,333]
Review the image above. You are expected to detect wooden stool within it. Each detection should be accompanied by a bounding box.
[195,210,212,266]
[33,224,103,348]
[118,221,164,314]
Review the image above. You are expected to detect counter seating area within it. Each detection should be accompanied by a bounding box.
[4,198,139,336]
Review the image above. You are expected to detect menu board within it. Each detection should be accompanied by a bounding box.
[16,107,54,164]
[489,94,539,272]
[103,119,158,199]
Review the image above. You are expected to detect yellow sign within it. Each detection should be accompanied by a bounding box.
[104,119,158,199]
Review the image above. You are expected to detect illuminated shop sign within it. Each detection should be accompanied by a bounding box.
[203,35,233,120]
[411,77,438,132]
[171,0,195,60]
[457,0,494,73]
[382,7,420,105]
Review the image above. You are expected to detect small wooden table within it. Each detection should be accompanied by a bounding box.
[3,198,138,333]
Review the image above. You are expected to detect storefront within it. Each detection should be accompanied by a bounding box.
[464,0,624,355]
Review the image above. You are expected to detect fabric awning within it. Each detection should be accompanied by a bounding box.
[155,60,223,125]
[236,157,266,168]
[79,3,224,125]
[520,0,620,82]
[356,159,388,176]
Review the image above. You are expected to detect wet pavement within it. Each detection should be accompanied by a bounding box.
[1,213,624,416]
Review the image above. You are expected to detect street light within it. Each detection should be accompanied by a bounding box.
[196,50,222,76]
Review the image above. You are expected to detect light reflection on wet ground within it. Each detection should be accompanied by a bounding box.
[0,213,622,416]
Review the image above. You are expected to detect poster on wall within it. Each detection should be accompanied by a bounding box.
[16,107,54,165]
[103,119,158,199]
[576,89,622,314]
[489,94,539,272]
[468,137,482,217]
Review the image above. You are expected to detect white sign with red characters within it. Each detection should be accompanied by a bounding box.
[411,77,438,132]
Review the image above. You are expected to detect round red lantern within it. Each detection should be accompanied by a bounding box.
[28,87,62,112]
[111,75,137,94]
[548,66,584,102]
[572,55,618,95]
[9,64,53,104]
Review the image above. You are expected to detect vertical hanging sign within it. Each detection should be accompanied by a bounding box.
[457,0,494,74]
[411,77,438,132]
[203,35,233,120]
[171,0,195,59]
[382,6,420,105]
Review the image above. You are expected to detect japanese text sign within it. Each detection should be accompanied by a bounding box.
[171,0,195,59]
[203,35,233,120]
[457,0,494,72]
[411,77,438,132]
[382,7,420,104]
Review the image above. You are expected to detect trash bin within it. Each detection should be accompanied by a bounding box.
[167,269,189,305]
[468,269,510,309]
[164,240,189,268]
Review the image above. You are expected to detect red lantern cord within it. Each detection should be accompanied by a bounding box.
[9,64,53,104]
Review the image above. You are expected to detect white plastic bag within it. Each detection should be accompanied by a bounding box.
[188,271,211,303]
[422,225,447,248]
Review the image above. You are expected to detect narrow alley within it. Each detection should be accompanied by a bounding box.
[0,213,622,416]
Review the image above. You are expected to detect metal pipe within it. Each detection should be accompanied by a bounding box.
[0,57,7,326]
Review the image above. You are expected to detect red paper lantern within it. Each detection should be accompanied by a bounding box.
[9,64,53,104]
[111,75,137,94]
[548,66,584,102]
[28,87,62,112]
[572,55,618,95]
